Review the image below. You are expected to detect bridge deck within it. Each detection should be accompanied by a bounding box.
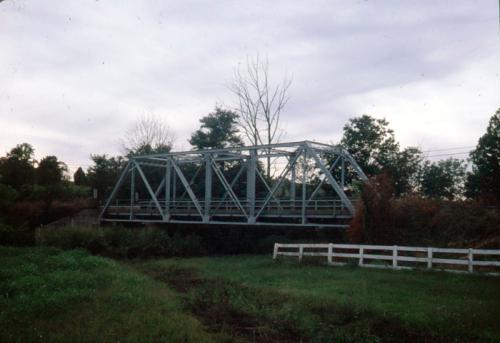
[102,198,355,227]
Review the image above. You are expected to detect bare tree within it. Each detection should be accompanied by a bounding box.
[229,55,292,177]
[121,113,176,155]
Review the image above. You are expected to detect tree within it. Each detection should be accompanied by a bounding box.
[466,109,500,203]
[121,113,175,156]
[189,108,243,150]
[341,115,400,176]
[340,115,422,196]
[73,167,87,186]
[420,158,466,200]
[7,143,36,163]
[0,143,36,190]
[86,155,127,200]
[388,147,424,196]
[37,156,68,186]
[229,55,292,176]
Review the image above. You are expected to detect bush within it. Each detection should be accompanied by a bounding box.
[0,220,35,246]
[36,225,106,253]
[348,176,500,248]
[36,225,205,258]
[0,184,18,207]
[170,232,203,257]
[347,173,395,244]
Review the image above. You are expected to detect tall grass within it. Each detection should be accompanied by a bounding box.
[0,246,226,342]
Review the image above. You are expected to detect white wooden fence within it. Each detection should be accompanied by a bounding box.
[273,243,500,275]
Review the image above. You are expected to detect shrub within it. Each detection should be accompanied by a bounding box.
[0,184,18,207]
[120,227,172,258]
[347,173,395,244]
[36,225,205,258]
[348,180,500,248]
[0,220,35,246]
[36,225,106,253]
[170,232,203,257]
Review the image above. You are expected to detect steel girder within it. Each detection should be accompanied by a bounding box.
[99,141,367,228]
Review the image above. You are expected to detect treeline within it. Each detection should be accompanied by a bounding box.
[70,108,500,204]
[1,106,499,248]
[0,144,96,245]
[346,109,499,247]
[340,111,499,202]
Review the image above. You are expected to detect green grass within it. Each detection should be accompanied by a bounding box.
[2,247,499,342]
[136,255,500,342]
[0,246,228,343]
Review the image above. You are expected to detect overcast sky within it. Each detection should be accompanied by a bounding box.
[1,0,499,173]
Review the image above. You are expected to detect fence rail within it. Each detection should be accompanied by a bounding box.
[273,243,500,275]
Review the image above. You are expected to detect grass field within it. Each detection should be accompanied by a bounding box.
[136,256,500,342]
[1,247,499,342]
[0,246,226,343]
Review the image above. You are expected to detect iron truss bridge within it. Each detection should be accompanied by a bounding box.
[99,141,367,228]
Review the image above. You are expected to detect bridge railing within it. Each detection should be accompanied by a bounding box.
[273,243,500,275]
[106,198,357,216]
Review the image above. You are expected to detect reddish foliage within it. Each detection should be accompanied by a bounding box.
[347,173,395,244]
[347,201,364,243]
[349,180,500,247]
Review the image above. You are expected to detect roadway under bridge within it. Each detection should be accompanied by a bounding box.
[99,141,368,228]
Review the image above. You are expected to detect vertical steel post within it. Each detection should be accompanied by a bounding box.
[341,155,345,190]
[172,168,176,207]
[204,153,212,222]
[164,159,171,220]
[290,164,296,208]
[341,155,345,211]
[247,149,256,223]
[129,165,135,220]
[301,148,308,224]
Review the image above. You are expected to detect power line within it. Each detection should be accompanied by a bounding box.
[421,146,474,153]
[425,151,471,158]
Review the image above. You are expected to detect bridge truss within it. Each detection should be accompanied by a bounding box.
[99,141,367,228]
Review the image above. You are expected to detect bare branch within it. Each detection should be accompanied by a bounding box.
[121,113,176,155]
[228,54,292,176]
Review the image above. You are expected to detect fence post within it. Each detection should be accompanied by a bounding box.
[427,247,433,269]
[273,243,279,260]
[299,244,304,263]
[359,247,364,266]
[468,248,473,273]
[328,243,333,264]
[393,245,398,269]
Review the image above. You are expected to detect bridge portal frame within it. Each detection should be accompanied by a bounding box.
[99,140,367,228]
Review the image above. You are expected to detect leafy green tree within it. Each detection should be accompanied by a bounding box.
[127,143,171,157]
[86,155,127,200]
[189,108,243,150]
[73,167,88,186]
[389,147,424,196]
[466,109,500,203]
[0,143,36,190]
[37,156,68,186]
[341,115,400,176]
[7,143,36,163]
[340,115,422,196]
[420,158,466,200]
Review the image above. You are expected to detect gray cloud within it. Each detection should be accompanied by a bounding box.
[0,0,499,173]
